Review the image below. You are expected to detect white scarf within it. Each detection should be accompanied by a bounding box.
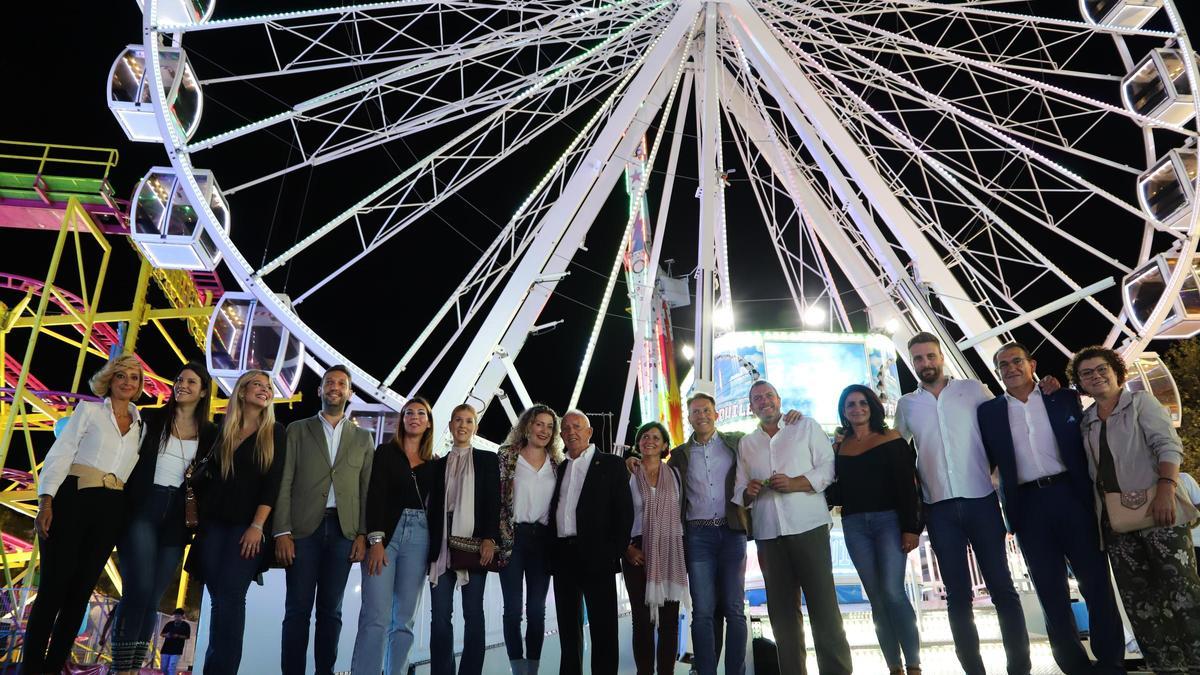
[430,445,475,587]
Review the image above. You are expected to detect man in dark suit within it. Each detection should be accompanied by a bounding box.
[977,343,1126,675]
[549,409,634,675]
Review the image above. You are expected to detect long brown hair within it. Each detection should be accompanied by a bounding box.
[215,370,277,479]
[392,396,434,461]
[500,403,564,463]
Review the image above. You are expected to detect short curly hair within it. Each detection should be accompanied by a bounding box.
[88,354,144,398]
[1068,346,1127,389]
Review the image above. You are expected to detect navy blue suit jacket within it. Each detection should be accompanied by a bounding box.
[977,388,1093,534]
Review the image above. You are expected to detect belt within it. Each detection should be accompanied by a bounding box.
[68,463,124,490]
[325,507,338,516]
[515,522,548,534]
[687,517,727,528]
[1019,472,1069,490]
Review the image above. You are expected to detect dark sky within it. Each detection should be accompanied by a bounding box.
[3,1,1199,449]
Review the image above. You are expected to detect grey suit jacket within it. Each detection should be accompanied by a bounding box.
[274,415,374,540]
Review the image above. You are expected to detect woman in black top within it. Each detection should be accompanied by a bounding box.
[190,369,285,675]
[110,362,217,675]
[832,384,921,675]
[351,396,436,675]
[426,404,500,675]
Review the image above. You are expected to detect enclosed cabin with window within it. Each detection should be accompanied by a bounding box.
[108,45,202,143]
[207,293,306,398]
[130,167,228,270]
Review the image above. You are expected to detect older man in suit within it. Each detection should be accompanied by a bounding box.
[274,365,375,675]
[977,343,1125,675]
[549,409,633,675]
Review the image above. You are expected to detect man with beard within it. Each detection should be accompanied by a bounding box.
[894,333,1032,675]
[274,365,375,675]
[734,380,851,675]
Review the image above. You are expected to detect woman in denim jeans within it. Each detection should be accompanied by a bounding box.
[352,396,436,675]
[110,362,216,675]
[496,404,562,675]
[830,384,922,675]
[189,369,285,675]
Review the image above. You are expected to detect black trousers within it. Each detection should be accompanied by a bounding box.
[553,538,619,675]
[22,477,125,674]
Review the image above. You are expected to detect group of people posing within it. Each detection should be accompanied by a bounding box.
[18,328,1200,675]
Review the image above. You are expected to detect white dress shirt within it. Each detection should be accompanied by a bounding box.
[629,475,655,538]
[40,399,143,498]
[555,444,595,537]
[320,414,347,508]
[894,378,995,504]
[153,436,199,488]
[514,454,556,525]
[1004,389,1067,484]
[732,418,835,540]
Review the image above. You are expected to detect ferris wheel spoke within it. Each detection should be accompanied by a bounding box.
[767,20,1165,231]
[183,1,655,155]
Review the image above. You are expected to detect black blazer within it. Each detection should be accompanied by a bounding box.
[548,448,634,575]
[124,408,218,546]
[978,388,1094,534]
[426,449,501,564]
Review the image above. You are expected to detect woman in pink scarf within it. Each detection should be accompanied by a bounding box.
[623,421,687,675]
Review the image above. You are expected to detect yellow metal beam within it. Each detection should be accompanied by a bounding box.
[8,305,215,329]
[122,257,153,354]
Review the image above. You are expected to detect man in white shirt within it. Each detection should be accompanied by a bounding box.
[548,410,633,675]
[733,380,851,675]
[273,365,375,675]
[894,332,1030,675]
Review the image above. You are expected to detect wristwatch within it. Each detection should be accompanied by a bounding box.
[367,533,384,546]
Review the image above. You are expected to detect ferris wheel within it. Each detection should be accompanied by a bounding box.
[109,0,1200,431]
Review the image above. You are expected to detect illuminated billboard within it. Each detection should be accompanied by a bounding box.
[681,330,901,435]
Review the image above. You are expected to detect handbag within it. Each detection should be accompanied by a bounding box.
[1105,483,1200,534]
[183,453,210,529]
[448,535,502,573]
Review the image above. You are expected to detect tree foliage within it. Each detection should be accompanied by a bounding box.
[1164,338,1200,477]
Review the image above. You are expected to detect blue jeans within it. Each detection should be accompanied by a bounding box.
[430,568,487,675]
[352,509,428,675]
[498,523,551,660]
[841,510,920,668]
[925,495,1030,675]
[161,652,182,675]
[282,510,355,675]
[684,524,747,675]
[112,485,188,670]
[199,521,265,675]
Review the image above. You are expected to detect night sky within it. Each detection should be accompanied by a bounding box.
[4,0,1199,452]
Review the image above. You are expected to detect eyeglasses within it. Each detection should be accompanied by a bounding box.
[994,356,1027,373]
[1077,364,1112,380]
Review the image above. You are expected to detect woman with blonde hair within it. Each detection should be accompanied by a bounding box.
[352,396,436,675]
[496,403,562,675]
[189,369,285,674]
[23,355,145,675]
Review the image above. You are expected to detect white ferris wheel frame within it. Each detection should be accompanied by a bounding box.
[141,0,1200,430]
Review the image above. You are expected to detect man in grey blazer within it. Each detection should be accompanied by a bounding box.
[274,365,375,675]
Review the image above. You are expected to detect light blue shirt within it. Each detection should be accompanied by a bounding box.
[686,435,734,521]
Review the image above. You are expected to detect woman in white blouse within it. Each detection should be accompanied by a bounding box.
[109,362,217,675]
[24,354,145,675]
[496,404,562,675]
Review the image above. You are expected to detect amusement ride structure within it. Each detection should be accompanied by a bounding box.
[1,0,1199,667]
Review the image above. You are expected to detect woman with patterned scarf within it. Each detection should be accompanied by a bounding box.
[496,404,562,675]
[426,404,500,675]
[624,420,687,675]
